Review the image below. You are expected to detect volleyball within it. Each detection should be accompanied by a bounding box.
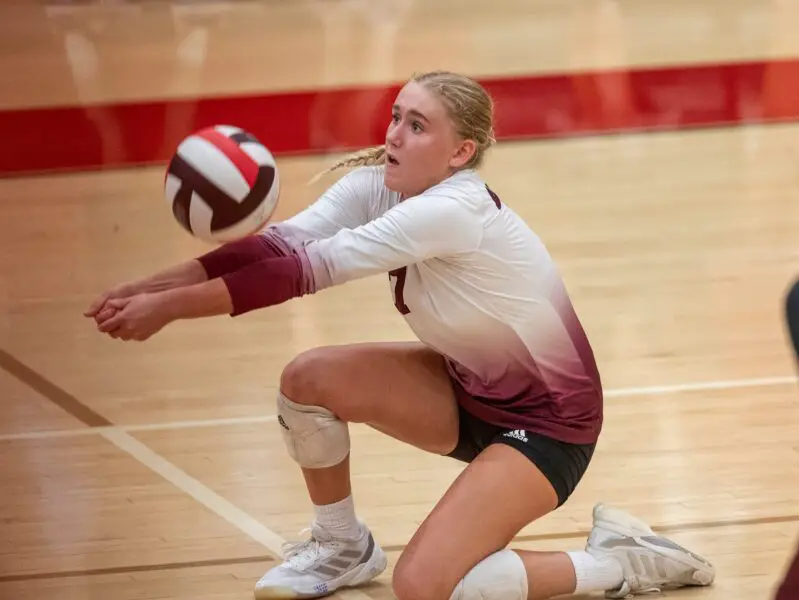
[164,125,280,244]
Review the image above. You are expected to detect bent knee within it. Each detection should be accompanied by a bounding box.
[279,347,364,421]
[393,556,456,600]
[280,347,331,401]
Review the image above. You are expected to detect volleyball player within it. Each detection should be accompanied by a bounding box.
[85,71,715,600]
[774,279,799,600]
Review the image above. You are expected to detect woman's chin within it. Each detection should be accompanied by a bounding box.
[383,169,404,194]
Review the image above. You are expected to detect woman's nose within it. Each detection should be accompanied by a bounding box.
[386,124,402,147]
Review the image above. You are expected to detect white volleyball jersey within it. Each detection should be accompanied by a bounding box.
[267,166,602,443]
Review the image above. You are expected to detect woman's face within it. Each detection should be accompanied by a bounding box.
[383,81,476,198]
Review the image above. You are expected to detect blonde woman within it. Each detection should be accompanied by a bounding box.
[86,71,715,600]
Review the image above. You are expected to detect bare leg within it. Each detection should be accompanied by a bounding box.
[392,443,574,600]
[277,341,588,600]
[262,341,714,600]
[517,552,578,600]
[253,341,461,598]
[280,341,460,505]
[390,442,713,600]
[301,454,350,505]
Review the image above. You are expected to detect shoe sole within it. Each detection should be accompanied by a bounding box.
[253,548,388,599]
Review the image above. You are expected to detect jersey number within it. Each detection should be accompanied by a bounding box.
[389,267,411,315]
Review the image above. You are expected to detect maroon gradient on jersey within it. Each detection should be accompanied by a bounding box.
[197,227,602,444]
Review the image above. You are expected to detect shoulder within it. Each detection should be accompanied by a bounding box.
[419,169,498,212]
[338,164,384,183]
[335,165,400,217]
[382,171,491,244]
[397,170,499,226]
[333,165,387,194]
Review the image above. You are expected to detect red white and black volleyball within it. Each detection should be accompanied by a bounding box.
[164,125,280,244]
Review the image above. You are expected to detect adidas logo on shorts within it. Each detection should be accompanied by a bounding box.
[503,429,528,443]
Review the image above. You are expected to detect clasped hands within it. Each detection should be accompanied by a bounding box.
[84,285,172,342]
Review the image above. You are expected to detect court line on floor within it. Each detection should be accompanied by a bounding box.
[0,348,111,427]
[103,432,376,600]
[6,511,799,583]
[602,375,798,398]
[0,349,377,600]
[2,350,797,591]
[1,374,795,442]
[0,555,272,583]
[103,429,288,551]
[381,513,799,552]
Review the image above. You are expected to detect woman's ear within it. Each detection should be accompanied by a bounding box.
[449,139,477,169]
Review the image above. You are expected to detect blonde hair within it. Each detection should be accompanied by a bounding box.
[311,71,495,183]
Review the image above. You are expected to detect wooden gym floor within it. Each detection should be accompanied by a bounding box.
[1,1,799,599]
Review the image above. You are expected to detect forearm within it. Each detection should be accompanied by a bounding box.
[127,233,291,298]
[158,252,314,320]
[129,259,207,293]
[159,278,233,320]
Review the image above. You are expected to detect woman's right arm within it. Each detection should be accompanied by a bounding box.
[84,232,285,318]
[129,258,208,292]
[83,258,205,318]
[85,167,378,318]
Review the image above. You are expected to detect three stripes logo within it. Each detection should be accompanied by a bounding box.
[502,429,528,443]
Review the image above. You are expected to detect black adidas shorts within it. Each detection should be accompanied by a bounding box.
[446,401,596,507]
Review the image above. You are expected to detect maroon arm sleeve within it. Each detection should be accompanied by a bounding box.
[220,251,315,317]
[196,233,288,279]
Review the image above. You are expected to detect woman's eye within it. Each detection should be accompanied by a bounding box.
[412,121,423,133]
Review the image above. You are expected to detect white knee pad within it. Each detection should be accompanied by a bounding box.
[276,392,350,468]
[449,549,528,600]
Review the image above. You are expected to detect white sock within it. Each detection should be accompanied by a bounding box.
[313,495,362,540]
[567,551,625,594]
